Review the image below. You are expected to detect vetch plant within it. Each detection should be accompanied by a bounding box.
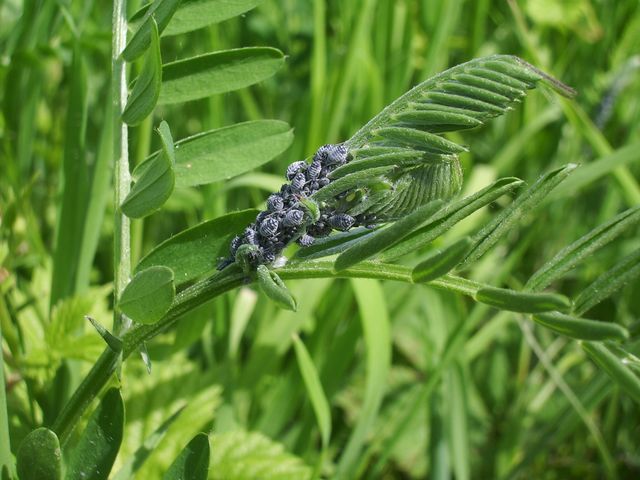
[3,2,640,479]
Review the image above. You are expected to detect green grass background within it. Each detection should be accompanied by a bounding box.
[1,0,640,478]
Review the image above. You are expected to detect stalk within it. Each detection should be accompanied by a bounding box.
[112,0,131,335]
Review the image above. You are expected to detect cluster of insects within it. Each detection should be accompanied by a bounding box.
[218,143,376,270]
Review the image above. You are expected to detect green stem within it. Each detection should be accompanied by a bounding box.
[52,259,488,439]
[112,0,130,335]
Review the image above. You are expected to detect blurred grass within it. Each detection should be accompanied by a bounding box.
[1,0,640,478]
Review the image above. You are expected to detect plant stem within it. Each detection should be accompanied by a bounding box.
[53,258,490,440]
[112,0,130,335]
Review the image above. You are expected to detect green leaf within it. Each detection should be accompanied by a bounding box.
[334,200,444,271]
[373,126,468,154]
[294,228,374,261]
[573,248,640,316]
[50,44,89,307]
[256,265,297,311]
[122,0,182,62]
[336,279,391,478]
[412,237,472,283]
[86,315,123,352]
[582,342,640,404]
[66,388,124,480]
[346,55,574,149]
[463,164,577,267]
[533,312,629,341]
[131,0,263,36]
[159,47,285,105]
[134,120,293,187]
[121,121,175,218]
[210,430,311,480]
[122,18,162,125]
[475,286,571,313]
[119,266,175,325]
[379,177,523,261]
[113,407,186,480]
[163,433,210,480]
[292,334,332,449]
[16,428,61,480]
[525,206,640,291]
[311,166,395,204]
[135,209,258,285]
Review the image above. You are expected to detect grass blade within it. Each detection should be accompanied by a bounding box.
[159,47,284,105]
[292,334,332,449]
[525,205,640,291]
[574,248,640,316]
[336,279,391,479]
[582,342,640,404]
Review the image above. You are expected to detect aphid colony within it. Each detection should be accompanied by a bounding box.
[218,143,375,270]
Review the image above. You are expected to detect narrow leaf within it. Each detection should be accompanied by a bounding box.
[574,248,640,316]
[135,209,258,285]
[412,237,472,283]
[336,279,390,478]
[66,389,124,480]
[122,0,181,62]
[526,206,640,291]
[159,47,284,105]
[134,120,293,187]
[292,334,332,448]
[582,342,640,404]
[86,316,123,352]
[373,126,468,154]
[311,166,395,203]
[50,44,88,307]
[334,200,444,271]
[380,177,523,261]
[256,265,297,311]
[122,19,162,125]
[328,150,427,179]
[121,121,175,218]
[476,286,571,313]
[463,164,577,267]
[17,428,62,480]
[294,228,374,260]
[113,407,186,480]
[0,321,11,478]
[163,433,210,480]
[533,312,629,341]
[119,266,175,325]
[131,0,263,36]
